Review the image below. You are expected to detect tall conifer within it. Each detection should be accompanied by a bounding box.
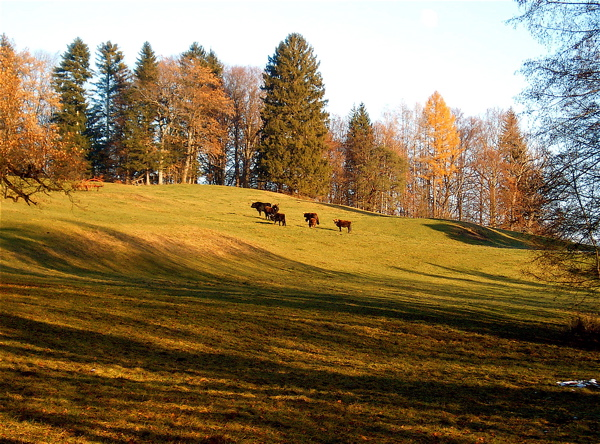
[345,103,375,208]
[52,37,92,159]
[344,103,406,212]
[88,41,131,180]
[498,108,543,231]
[126,42,159,184]
[181,42,223,78]
[258,33,330,196]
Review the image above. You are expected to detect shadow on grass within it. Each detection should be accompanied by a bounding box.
[425,221,537,249]
[3,219,599,441]
[1,312,599,443]
[0,222,573,347]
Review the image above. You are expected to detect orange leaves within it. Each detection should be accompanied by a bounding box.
[0,37,80,203]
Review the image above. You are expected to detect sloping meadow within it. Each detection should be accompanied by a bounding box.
[1,184,598,443]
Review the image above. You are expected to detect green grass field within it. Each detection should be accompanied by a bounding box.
[1,184,598,443]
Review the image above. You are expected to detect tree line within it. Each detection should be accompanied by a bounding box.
[1,31,546,235]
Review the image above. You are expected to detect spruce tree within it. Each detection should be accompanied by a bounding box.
[126,41,159,184]
[498,108,543,232]
[258,33,330,197]
[88,41,131,180]
[181,42,223,78]
[52,37,92,159]
[344,103,406,213]
[345,103,375,208]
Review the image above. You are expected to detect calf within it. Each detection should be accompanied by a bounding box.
[270,213,286,226]
[263,204,279,219]
[251,201,272,217]
[333,219,352,233]
[303,212,319,225]
[308,217,317,228]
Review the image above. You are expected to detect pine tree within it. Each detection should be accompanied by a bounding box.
[52,37,92,161]
[88,41,131,180]
[181,42,223,78]
[420,91,461,218]
[126,41,159,184]
[343,104,406,213]
[344,103,376,208]
[258,33,330,197]
[498,108,544,232]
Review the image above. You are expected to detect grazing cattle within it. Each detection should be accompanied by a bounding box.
[251,201,272,217]
[308,217,317,228]
[263,204,279,219]
[333,219,352,233]
[270,213,286,226]
[303,212,319,225]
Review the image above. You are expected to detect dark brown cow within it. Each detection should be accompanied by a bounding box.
[251,201,272,217]
[308,217,317,228]
[333,219,352,233]
[270,213,286,226]
[263,204,279,219]
[303,212,319,225]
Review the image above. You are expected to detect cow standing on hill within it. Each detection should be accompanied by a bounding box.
[251,201,272,217]
[304,212,319,226]
[270,213,286,226]
[308,217,317,228]
[333,219,352,233]
[263,204,279,220]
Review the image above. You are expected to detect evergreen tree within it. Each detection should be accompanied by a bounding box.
[52,37,92,160]
[88,41,131,180]
[126,41,159,184]
[258,33,330,197]
[499,109,530,230]
[181,42,223,78]
[344,103,406,212]
[344,103,376,208]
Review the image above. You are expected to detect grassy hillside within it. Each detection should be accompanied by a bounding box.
[1,184,598,443]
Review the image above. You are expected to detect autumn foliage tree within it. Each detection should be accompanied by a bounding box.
[419,91,462,219]
[0,35,85,204]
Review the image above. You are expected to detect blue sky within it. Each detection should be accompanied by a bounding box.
[1,0,545,120]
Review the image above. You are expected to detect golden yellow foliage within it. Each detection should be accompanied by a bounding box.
[419,91,462,218]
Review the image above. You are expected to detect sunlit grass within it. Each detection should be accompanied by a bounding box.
[1,184,599,443]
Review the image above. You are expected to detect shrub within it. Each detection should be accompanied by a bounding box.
[566,313,600,347]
